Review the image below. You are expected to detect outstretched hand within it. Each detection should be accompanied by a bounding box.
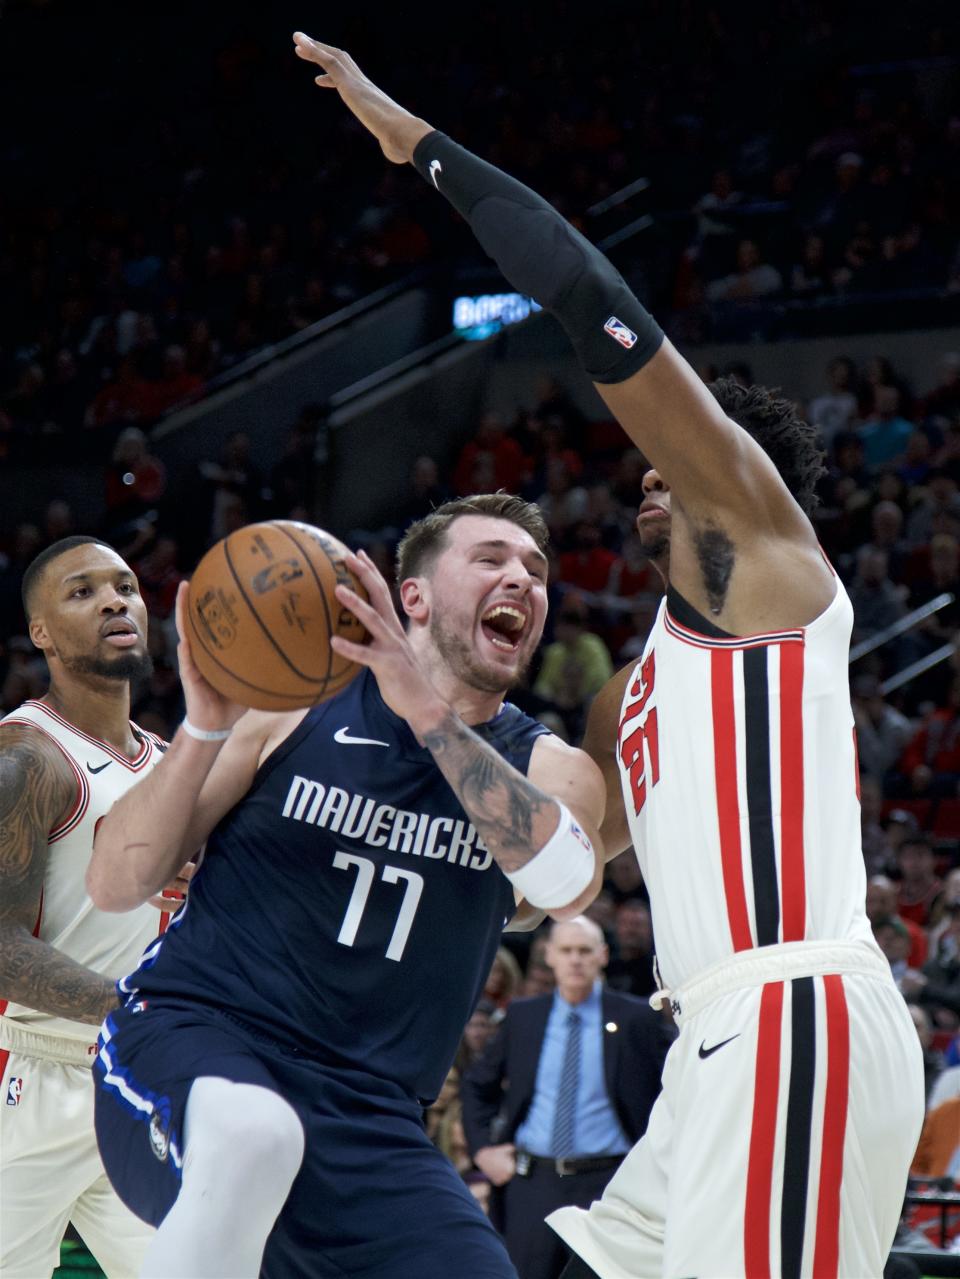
[331,549,448,738]
[292,32,433,164]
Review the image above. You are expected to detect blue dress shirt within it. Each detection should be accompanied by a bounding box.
[515,981,629,1157]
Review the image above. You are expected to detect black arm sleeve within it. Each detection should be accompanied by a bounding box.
[411,131,663,384]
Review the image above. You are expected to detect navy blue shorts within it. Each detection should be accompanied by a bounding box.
[94,999,517,1279]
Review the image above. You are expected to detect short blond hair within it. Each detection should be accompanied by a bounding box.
[396,493,548,584]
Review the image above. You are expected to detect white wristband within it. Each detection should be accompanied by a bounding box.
[504,802,595,910]
[181,718,232,742]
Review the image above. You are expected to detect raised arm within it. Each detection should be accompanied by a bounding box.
[331,550,605,919]
[293,35,835,631]
[0,726,117,1025]
[581,664,636,861]
[86,583,263,912]
[291,34,810,542]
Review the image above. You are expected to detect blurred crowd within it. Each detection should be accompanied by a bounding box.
[2,0,959,1266]
[4,345,960,1255]
[2,0,958,460]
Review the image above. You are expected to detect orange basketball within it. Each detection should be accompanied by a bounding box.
[186,520,369,711]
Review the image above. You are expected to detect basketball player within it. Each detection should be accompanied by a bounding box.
[0,536,174,1278]
[87,493,606,1279]
[292,34,926,1278]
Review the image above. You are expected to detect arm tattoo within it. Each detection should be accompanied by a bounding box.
[0,730,118,1026]
[422,711,558,873]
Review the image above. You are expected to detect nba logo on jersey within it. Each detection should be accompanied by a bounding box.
[603,315,638,348]
[6,1076,23,1106]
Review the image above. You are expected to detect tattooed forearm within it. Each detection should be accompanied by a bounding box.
[0,929,119,1024]
[0,727,115,1024]
[422,711,559,873]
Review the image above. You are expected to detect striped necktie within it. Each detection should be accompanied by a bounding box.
[551,1008,582,1158]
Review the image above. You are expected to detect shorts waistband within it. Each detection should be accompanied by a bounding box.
[0,1017,99,1065]
[651,940,891,1025]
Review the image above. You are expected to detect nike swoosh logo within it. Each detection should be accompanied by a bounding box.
[429,159,442,189]
[333,727,389,748]
[698,1034,740,1059]
[86,761,112,774]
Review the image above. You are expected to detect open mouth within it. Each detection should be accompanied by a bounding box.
[480,604,528,653]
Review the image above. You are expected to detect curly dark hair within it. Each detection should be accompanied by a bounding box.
[708,376,826,516]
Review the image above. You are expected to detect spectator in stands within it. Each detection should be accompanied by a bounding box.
[910,1094,960,1179]
[865,500,910,582]
[897,676,960,797]
[557,522,617,595]
[896,837,943,927]
[0,521,43,639]
[535,459,589,543]
[908,533,960,642]
[705,238,783,302]
[84,356,153,434]
[848,546,906,643]
[896,429,934,488]
[866,874,928,970]
[197,430,264,545]
[906,469,960,547]
[461,917,672,1279]
[394,455,449,532]
[873,914,912,987]
[533,595,614,738]
[923,352,960,424]
[858,386,916,471]
[906,1004,945,1104]
[604,899,657,999]
[149,344,203,417]
[269,414,323,521]
[860,775,897,876]
[520,959,556,999]
[789,233,833,298]
[483,947,522,1014]
[808,356,858,450]
[452,412,526,497]
[902,895,960,1026]
[852,673,913,780]
[456,1000,498,1075]
[104,427,167,523]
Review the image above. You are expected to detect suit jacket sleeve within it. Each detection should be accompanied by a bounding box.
[615,996,676,1143]
[461,1015,510,1157]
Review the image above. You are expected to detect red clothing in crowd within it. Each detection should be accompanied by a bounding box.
[558,546,618,594]
[899,710,960,775]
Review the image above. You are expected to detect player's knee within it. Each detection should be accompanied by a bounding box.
[187,1081,305,1185]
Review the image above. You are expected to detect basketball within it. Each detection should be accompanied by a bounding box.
[186,520,369,711]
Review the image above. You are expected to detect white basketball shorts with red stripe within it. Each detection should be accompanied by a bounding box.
[548,940,924,1279]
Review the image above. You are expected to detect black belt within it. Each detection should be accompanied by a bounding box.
[515,1151,624,1178]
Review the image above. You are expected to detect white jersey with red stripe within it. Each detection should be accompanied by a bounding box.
[617,575,875,992]
[0,700,167,1042]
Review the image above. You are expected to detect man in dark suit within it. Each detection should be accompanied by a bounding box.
[461,917,674,1279]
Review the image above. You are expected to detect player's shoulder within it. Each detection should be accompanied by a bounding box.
[529,733,604,799]
[0,718,77,816]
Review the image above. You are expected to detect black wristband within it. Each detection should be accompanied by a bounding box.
[412,131,663,383]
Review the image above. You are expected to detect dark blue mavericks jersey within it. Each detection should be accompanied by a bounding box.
[123,669,549,1102]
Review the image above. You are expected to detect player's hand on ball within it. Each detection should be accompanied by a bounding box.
[174,581,247,734]
[332,550,448,733]
[291,32,432,164]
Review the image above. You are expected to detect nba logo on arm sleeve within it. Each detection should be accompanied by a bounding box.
[604,316,638,349]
